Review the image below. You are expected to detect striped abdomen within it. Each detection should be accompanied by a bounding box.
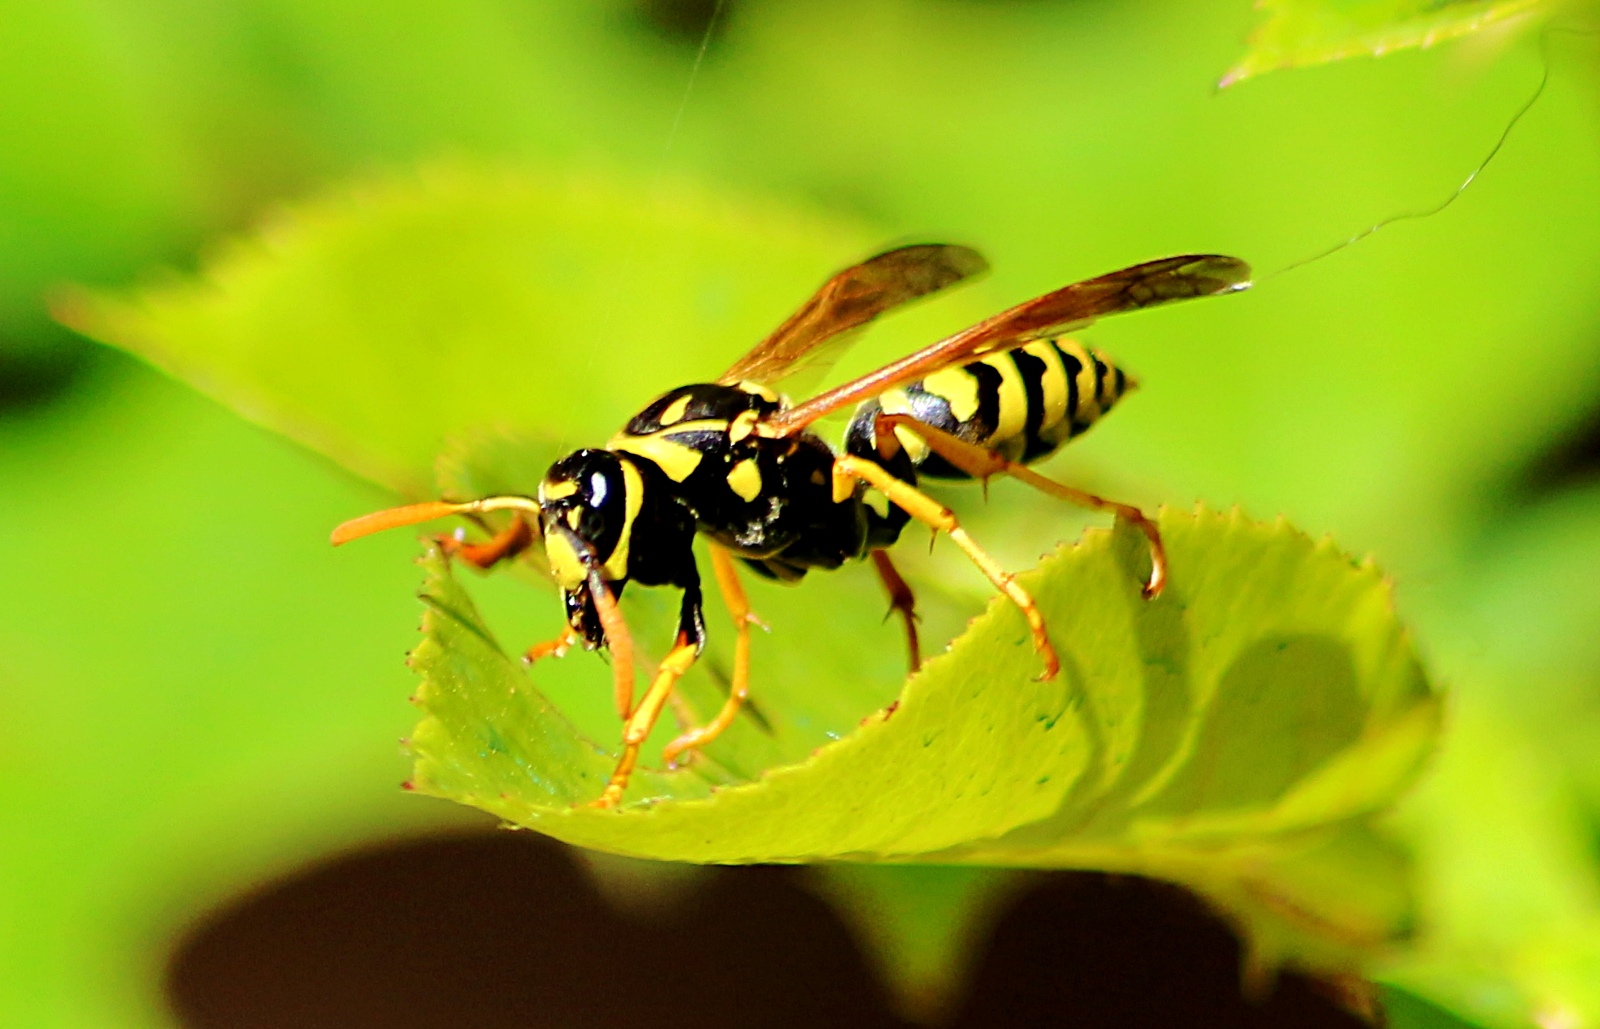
[845,338,1134,480]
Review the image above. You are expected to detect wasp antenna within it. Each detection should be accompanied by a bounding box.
[331,502,470,545]
[330,496,542,546]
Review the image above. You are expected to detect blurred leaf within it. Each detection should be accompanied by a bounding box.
[1223,0,1547,86]
[57,164,876,494]
[0,353,479,1029]
[1382,986,1493,1028]
[804,864,1027,1023]
[409,506,1438,973]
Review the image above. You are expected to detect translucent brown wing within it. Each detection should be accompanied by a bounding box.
[717,243,988,389]
[762,253,1251,436]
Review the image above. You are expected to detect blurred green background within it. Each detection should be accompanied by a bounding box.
[3,1,1599,1026]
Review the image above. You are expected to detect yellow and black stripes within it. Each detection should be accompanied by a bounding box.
[845,337,1133,481]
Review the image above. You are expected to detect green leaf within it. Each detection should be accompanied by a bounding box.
[408,505,1439,972]
[804,865,1027,1023]
[806,864,1030,1024]
[56,165,879,495]
[1222,0,1547,87]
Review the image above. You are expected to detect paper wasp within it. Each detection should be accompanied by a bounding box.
[333,245,1250,807]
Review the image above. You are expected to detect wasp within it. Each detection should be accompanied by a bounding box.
[333,245,1250,807]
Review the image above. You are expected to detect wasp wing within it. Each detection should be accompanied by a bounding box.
[763,253,1251,435]
[717,243,988,390]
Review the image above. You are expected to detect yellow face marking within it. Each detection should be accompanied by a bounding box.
[989,354,1028,445]
[727,409,760,444]
[601,459,645,580]
[1025,340,1069,431]
[539,478,578,502]
[921,366,981,424]
[566,508,582,529]
[726,458,762,502]
[657,394,692,426]
[544,530,587,591]
[877,389,929,464]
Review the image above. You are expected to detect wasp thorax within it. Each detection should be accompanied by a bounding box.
[537,448,638,591]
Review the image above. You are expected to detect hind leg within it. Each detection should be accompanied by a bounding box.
[875,412,1167,598]
[832,455,1060,680]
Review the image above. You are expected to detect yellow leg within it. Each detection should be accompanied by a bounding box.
[662,545,757,767]
[877,412,1168,599]
[585,573,637,720]
[592,637,700,808]
[523,623,578,664]
[833,455,1061,680]
[870,549,921,674]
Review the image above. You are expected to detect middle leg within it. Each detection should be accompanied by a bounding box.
[870,549,921,674]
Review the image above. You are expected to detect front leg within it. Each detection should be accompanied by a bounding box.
[592,572,707,808]
[437,512,536,570]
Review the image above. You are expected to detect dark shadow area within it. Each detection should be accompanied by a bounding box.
[632,0,732,47]
[953,873,1368,1029]
[165,829,1374,1028]
[0,327,96,417]
[1504,383,1600,503]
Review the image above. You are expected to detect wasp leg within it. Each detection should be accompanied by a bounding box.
[662,545,758,768]
[523,623,578,664]
[592,573,705,805]
[876,412,1167,599]
[593,634,700,808]
[870,549,921,674]
[832,455,1060,680]
[581,569,638,721]
[437,512,535,570]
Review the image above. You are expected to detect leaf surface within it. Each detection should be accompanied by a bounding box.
[58,166,878,495]
[408,506,1438,970]
[1223,0,1546,86]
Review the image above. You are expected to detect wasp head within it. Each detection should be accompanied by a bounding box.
[537,448,636,594]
